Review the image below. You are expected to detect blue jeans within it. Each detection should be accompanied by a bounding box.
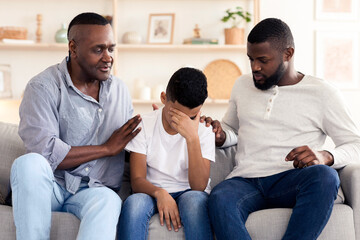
[208,165,340,240]
[10,153,122,240]
[118,190,212,240]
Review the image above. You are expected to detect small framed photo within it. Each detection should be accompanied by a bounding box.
[315,0,358,20]
[147,13,175,44]
[315,31,359,89]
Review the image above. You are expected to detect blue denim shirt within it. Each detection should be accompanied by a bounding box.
[18,58,133,194]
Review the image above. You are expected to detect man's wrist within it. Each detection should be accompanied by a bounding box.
[322,150,334,166]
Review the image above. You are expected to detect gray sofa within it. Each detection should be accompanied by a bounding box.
[0,120,359,240]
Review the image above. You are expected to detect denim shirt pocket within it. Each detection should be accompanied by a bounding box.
[59,107,95,146]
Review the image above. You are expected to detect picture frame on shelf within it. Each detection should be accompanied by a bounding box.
[315,31,359,89]
[315,0,358,20]
[147,13,175,44]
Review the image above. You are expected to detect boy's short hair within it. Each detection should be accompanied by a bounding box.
[67,12,110,40]
[166,67,208,109]
[247,18,294,51]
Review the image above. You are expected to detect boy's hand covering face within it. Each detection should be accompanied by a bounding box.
[169,107,200,141]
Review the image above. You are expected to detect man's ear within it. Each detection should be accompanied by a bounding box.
[160,92,167,105]
[68,40,77,58]
[283,47,294,62]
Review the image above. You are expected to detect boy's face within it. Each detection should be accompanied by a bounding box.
[161,92,202,134]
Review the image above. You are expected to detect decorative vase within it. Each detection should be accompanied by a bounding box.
[122,31,141,44]
[55,23,68,43]
[224,27,244,45]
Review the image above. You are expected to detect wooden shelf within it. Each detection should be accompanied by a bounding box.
[0,42,68,51]
[132,99,162,104]
[117,44,246,51]
[132,98,229,104]
[0,42,246,52]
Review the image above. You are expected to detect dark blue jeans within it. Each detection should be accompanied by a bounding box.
[118,190,212,240]
[208,165,340,240]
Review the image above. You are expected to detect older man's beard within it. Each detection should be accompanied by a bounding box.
[253,62,286,90]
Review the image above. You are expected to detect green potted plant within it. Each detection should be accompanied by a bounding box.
[221,6,251,45]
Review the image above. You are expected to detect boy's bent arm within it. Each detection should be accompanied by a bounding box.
[186,136,211,191]
[130,152,161,196]
[130,152,182,231]
[169,108,211,191]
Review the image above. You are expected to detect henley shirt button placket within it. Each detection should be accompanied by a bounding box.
[265,89,278,119]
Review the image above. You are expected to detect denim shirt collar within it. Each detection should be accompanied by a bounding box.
[58,57,113,105]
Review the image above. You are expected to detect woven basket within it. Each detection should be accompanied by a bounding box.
[0,27,28,40]
[203,59,242,99]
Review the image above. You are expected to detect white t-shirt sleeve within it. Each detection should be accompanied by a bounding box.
[199,125,216,162]
[125,120,147,155]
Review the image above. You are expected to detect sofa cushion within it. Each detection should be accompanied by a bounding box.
[0,205,80,239]
[0,122,26,198]
[245,204,355,240]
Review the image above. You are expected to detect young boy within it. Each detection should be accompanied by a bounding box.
[118,67,215,240]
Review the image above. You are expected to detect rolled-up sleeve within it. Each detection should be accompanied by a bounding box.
[19,79,71,171]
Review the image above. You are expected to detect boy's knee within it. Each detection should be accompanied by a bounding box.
[122,193,153,215]
[181,191,208,206]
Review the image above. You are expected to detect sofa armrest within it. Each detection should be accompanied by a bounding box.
[338,163,360,240]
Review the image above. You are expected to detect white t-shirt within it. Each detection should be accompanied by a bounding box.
[126,108,215,193]
[222,74,360,179]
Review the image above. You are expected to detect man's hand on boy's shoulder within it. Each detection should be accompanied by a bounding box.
[200,115,226,147]
[169,108,199,142]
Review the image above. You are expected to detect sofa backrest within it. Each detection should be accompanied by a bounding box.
[0,121,344,204]
[0,122,26,197]
[210,146,237,188]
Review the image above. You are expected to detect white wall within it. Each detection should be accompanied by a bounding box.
[1,0,360,124]
[259,0,360,124]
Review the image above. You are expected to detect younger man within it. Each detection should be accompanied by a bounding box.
[118,67,215,240]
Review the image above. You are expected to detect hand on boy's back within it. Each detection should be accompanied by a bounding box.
[102,115,142,156]
[155,189,182,232]
[200,115,226,147]
[169,108,200,141]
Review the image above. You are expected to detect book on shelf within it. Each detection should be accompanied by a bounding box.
[183,37,218,45]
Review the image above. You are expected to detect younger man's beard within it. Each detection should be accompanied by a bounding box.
[253,62,286,90]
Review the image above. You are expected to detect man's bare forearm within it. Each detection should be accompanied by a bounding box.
[57,145,110,170]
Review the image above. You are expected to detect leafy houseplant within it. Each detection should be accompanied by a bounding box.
[221,7,251,45]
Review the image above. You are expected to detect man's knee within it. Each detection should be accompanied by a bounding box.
[99,188,122,210]
[209,185,228,213]
[303,165,340,201]
[308,165,340,188]
[11,153,52,184]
